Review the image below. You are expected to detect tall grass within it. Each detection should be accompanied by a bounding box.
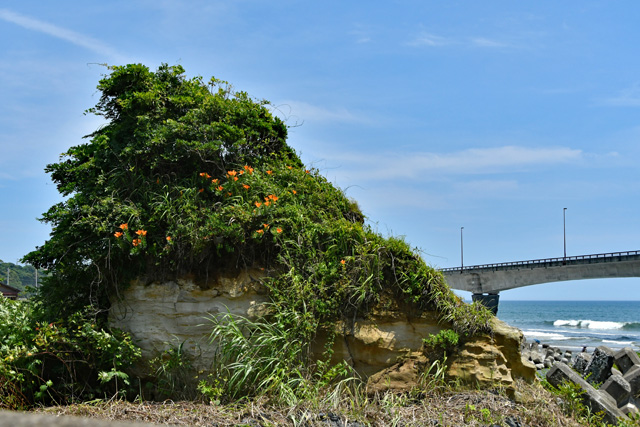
[204,305,356,405]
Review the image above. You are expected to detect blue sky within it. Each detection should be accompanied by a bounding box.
[1,1,639,300]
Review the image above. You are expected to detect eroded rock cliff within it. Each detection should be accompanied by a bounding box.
[110,271,535,389]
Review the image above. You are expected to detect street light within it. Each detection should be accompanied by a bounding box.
[563,208,567,262]
[460,227,464,273]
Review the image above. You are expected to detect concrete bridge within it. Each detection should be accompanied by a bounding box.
[440,250,640,314]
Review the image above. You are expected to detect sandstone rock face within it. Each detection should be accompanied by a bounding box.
[109,269,269,373]
[316,305,445,379]
[110,274,534,391]
[446,318,536,387]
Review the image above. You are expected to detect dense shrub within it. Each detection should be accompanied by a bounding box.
[19,64,493,403]
[0,298,140,408]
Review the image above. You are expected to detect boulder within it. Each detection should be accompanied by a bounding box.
[366,354,429,393]
[584,346,615,385]
[573,352,591,375]
[446,318,536,387]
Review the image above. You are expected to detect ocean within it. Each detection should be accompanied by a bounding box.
[495,301,640,353]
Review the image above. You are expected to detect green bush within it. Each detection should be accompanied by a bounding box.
[20,63,493,403]
[0,298,140,408]
[422,329,460,363]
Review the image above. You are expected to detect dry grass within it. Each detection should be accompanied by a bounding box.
[30,379,590,426]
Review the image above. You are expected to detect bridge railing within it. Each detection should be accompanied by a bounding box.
[439,250,640,273]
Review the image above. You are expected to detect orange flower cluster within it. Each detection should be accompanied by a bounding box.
[199,172,211,179]
[119,223,128,230]
[132,239,142,247]
[244,165,254,174]
[242,184,250,190]
[136,229,147,236]
[266,170,273,175]
[114,231,123,238]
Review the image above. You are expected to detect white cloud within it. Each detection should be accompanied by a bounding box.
[332,146,583,181]
[0,8,126,61]
[407,32,453,47]
[601,83,640,107]
[407,32,510,49]
[470,37,508,48]
[271,101,369,125]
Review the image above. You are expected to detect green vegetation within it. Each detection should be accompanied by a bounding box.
[0,298,140,408]
[0,63,498,409]
[422,329,460,362]
[0,260,44,291]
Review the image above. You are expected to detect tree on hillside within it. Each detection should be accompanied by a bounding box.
[23,64,489,347]
[23,64,304,315]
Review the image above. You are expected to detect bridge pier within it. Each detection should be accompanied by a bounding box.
[472,293,500,315]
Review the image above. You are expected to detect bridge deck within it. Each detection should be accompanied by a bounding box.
[440,250,640,273]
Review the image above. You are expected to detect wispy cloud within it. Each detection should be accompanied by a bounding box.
[349,27,372,44]
[272,101,369,125]
[600,83,640,107]
[0,8,125,61]
[407,32,453,47]
[470,37,509,48]
[408,31,511,49]
[328,146,583,181]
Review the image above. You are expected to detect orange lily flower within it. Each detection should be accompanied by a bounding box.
[136,230,147,236]
[114,231,123,238]
[119,223,128,230]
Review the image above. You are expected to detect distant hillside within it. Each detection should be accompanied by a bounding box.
[0,261,42,291]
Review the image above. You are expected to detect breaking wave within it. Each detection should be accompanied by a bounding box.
[552,320,640,330]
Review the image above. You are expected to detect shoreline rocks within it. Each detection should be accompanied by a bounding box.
[521,339,572,371]
[544,344,640,425]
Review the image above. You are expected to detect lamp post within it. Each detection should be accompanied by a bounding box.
[460,227,464,273]
[563,208,567,263]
